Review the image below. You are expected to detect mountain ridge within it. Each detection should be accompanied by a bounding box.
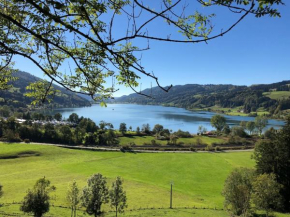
[113,80,290,119]
[0,70,91,108]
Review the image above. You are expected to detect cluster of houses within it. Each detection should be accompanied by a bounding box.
[14,118,75,126]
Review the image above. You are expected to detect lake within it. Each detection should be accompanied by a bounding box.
[52,104,285,133]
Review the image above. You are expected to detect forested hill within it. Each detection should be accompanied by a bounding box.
[114,81,290,118]
[0,71,91,108]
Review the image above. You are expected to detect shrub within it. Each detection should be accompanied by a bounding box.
[190,147,196,152]
[231,126,248,138]
[205,144,213,151]
[128,142,136,146]
[252,173,283,217]
[174,129,192,138]
[177,141,184,146]
[120,145,132,152]
[228,135,237,144]
[4,130,22,142]
[215,146,221,151]
[222,168,255,216]
[222,125,231,135]
[195,137,203,145]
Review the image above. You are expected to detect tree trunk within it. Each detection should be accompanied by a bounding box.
[116,206,118,217]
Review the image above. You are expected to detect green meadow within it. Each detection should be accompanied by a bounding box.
[0,143,289,217]
[118,135,225,146]
[263,91,290,100]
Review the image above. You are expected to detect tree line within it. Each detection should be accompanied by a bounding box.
[0,110,278,148]
[0,174,127,217]
[210,114,269,136]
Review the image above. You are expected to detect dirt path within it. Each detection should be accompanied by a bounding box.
[8,142,254,153]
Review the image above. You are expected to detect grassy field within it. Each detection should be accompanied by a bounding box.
[0,143,289,217]
[263,91,290,100]
[119,135,226,146]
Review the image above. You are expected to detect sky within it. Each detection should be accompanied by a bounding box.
[12,1,290,97]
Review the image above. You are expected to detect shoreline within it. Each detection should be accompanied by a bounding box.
[108,102,287,121]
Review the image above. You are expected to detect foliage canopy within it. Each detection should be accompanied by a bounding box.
[109,176,127,217]
[82,173,109,216]
[252,173,283,217]
[253,116,290,211]
[222,167,255,216]
[0,0,284,103]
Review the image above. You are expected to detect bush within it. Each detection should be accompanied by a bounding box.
[177,141,184,146]
[174,129,192,138]
[222,168,255,216]
[120,145,132,152]
[228,135,239,144]
[195,137,203,145]
[190,147,196,152]
[223,125,231,135]
[215,146,221,151]
[4,130,22,142]
[231,126,248,138]
[205,144,214,151]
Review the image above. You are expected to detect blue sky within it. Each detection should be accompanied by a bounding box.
[12,2,290,97]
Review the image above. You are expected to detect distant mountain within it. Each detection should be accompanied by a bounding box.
[114,81,290,118]
[0,71,91,108]
[77,93,94,101]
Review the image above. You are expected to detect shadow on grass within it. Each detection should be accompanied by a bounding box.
[120,148,137,154]
[0,151,41,160]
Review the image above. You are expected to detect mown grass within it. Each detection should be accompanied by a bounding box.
[263,91,290,100]
[119,135,225,146]
[0,143,289,217]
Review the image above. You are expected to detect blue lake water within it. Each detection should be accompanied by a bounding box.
[52,104,285,133]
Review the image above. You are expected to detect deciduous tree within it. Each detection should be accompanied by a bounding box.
[246,121,255,135]
[254,116,268,136]
[54,113,62,121]
[67,180,80,217]
[253,117,290,211]
[82,173,109,217]
[68,113,79,124]
[153,124,164,138]
[119,123,127,135]
[109,177,127,217]
[252,173,282,217]
[210,115,226,133]
[222,168,255,217]
[20,177,55,217]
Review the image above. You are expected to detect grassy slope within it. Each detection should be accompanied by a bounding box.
[263,91,290,100]
[0,143,289,217]
[119,135,225,146]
